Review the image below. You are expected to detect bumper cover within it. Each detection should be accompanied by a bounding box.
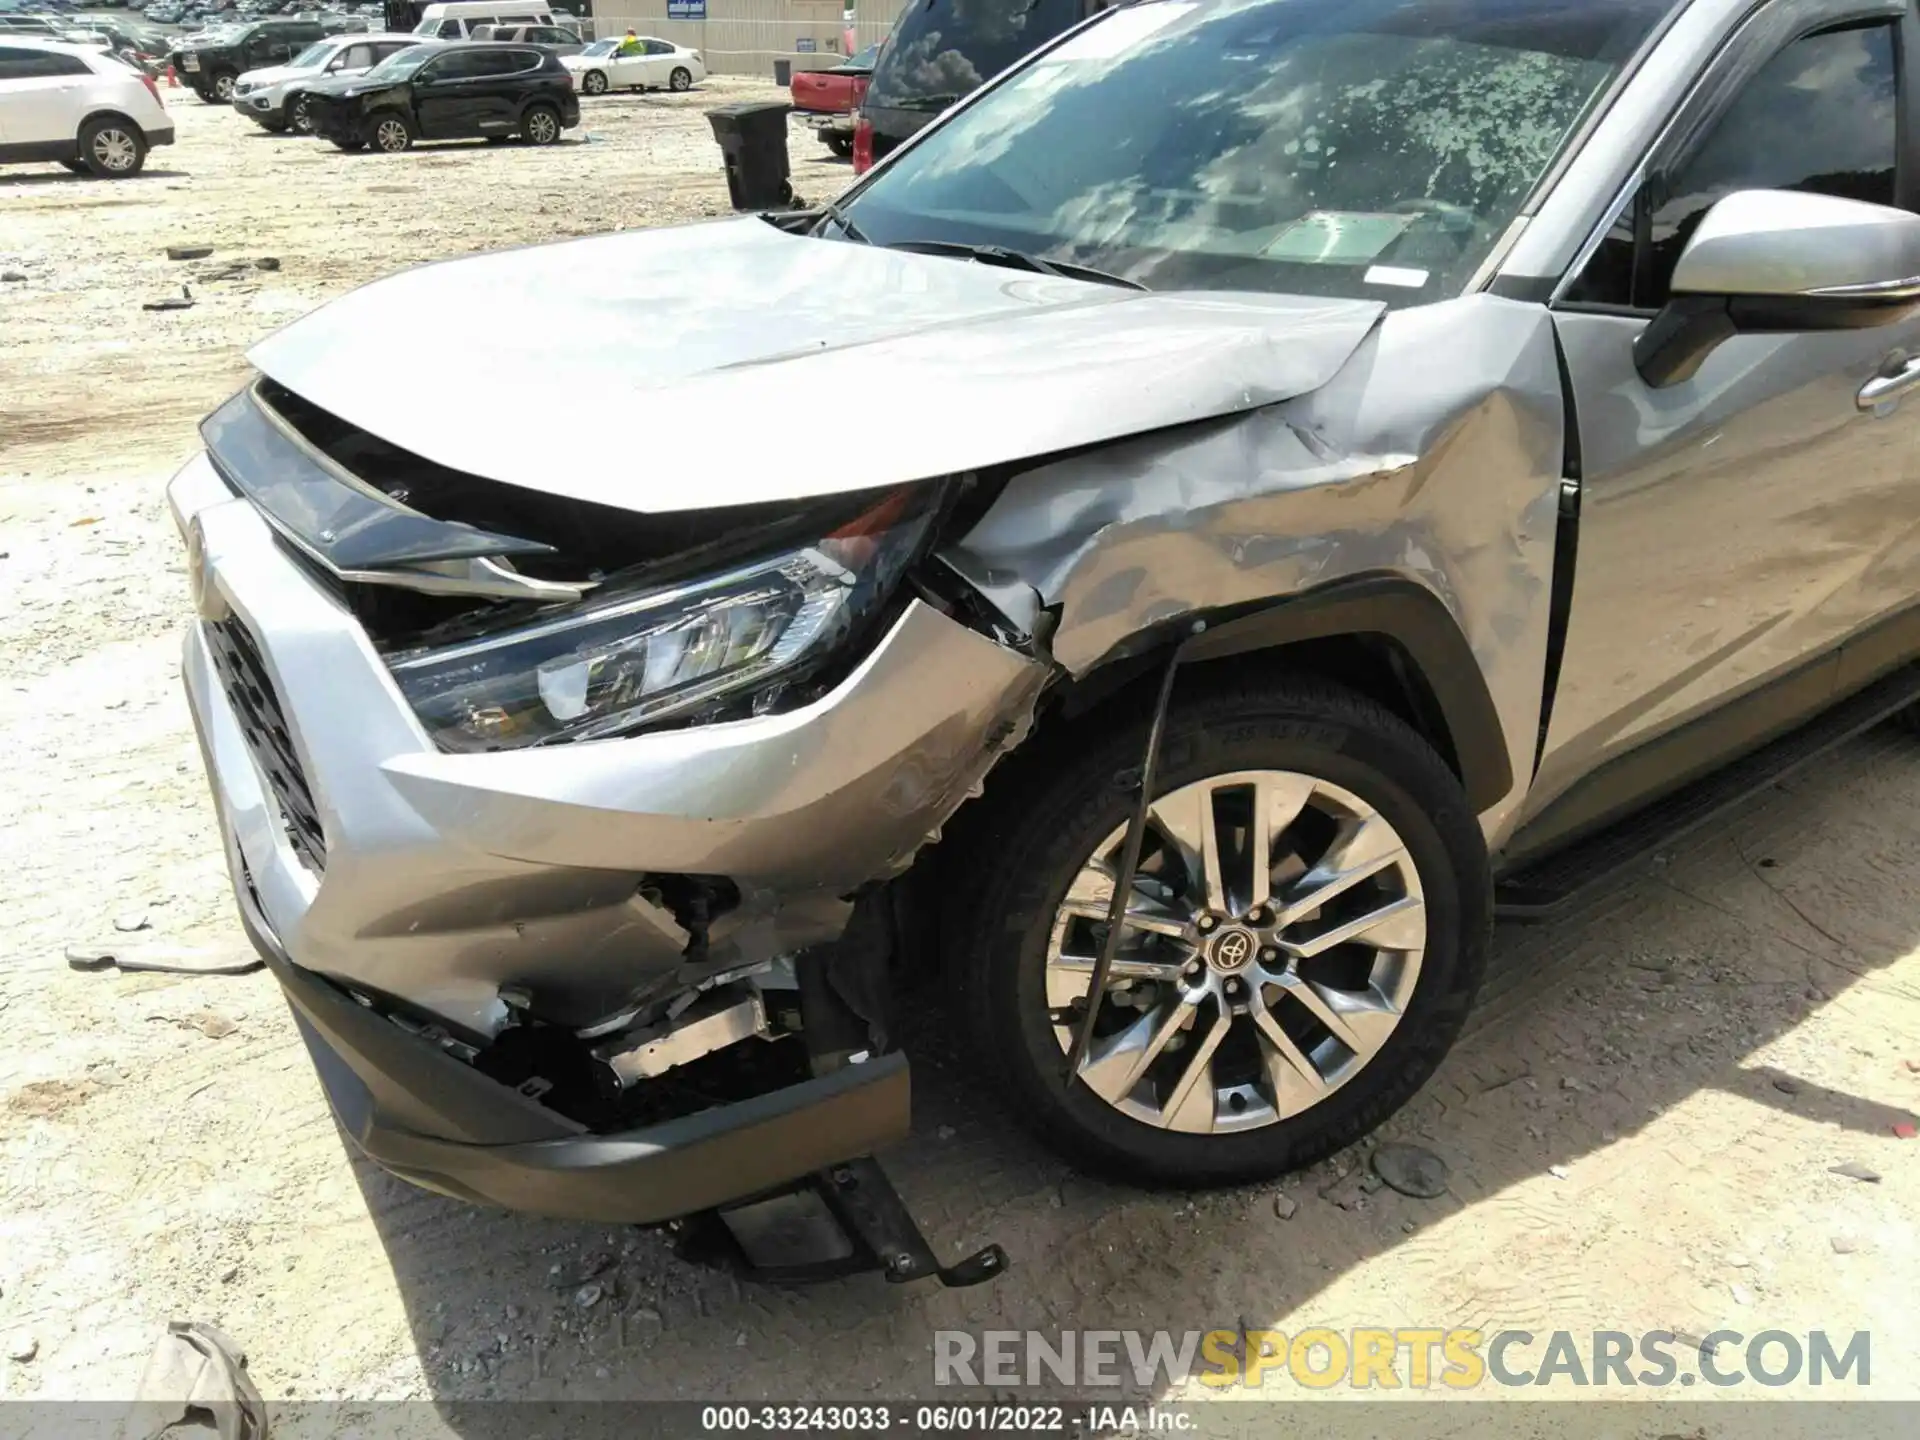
[237,93,286,125]
[148,122,177,147]
[232,871,911,1223]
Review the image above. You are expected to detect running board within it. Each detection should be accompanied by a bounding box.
[1495,663,1920,918]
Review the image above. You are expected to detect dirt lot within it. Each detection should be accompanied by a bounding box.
[4,86,1920,1428]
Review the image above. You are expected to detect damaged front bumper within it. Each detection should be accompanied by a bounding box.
[168,447,1045,1227]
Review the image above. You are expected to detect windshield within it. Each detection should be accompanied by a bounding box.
[365,42,433,77]
[581,37,616,55]
[866,0,1081,111]
[290,40,331,65]
[845,42,880,69]
[846,0,1673,305]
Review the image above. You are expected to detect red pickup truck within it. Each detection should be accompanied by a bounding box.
[789,42,879,159]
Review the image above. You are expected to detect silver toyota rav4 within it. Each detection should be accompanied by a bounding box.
[171,0,1920,1282]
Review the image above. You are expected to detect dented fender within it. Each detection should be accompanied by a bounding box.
[950,294,1566,845]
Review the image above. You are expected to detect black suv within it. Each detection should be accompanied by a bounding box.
[178,19,325,102]
[304,42,579,152]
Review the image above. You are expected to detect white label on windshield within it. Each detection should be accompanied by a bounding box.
[1365,265,1431,289]
[1052,2,1195,61]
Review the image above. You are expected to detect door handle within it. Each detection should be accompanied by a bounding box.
[1857,355,1920,410]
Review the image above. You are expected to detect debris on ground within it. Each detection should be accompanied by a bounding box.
[6,1333,37,1363]
[113,913,151,934]
[1272,1193,1297,1220]
[166,245,213,261]
[1548,1163,1571,1180]
[574,1282,604,1310]
[67,943,262,977]
[1831,1233,1861,1254]
[1894,1121,1915,1139]
[253,257,280,272]
[142,296,194,312]
[1772,1075,1802,1094]
[1370,1142,1450,1199]
[1,271,25,283]
[121,1321,267,1440]
[1829,1161,1882,1183]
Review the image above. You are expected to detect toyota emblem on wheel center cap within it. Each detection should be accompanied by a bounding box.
[1210,927,1256,971]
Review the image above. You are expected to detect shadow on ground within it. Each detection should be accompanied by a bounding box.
[344,726,1920,1417]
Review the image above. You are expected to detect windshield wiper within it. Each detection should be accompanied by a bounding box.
[886,92,964,112]
[883,239,1146,290]
[818,199,870,245]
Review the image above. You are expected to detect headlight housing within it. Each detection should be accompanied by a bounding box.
[386,486,939,752]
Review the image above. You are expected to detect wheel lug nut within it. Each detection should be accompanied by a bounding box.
[1247,906,1268,926]
[1197,915,1217,933]
[1225,977,1242,996]
[1259,947,1278,963]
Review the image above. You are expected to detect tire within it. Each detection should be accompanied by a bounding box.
[946,675,1491,1187]
[668,65,692,92]
[368,113,412,153]
[78,116,147,178]
[260,117,288,134]
[580,68,607,95]
[60,158,87,174]
[209,69,236,102]
[289,92,315,134]
[521,103,561,145]
[824,132,853,159]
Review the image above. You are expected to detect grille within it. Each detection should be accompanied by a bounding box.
[206,615,327,873]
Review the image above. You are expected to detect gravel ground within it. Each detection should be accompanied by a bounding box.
[3,86,1920,1428]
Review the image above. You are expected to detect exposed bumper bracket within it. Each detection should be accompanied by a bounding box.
[675,1156,1007,1288]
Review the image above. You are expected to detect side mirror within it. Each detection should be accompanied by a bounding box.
[1634,189,1920,387]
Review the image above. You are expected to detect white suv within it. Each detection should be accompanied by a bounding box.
[232,33,424,134]
[0,37,173,177]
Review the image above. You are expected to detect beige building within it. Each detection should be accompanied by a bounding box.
[590,0,910,78]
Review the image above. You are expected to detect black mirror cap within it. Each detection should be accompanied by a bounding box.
[1634,289,1920,389]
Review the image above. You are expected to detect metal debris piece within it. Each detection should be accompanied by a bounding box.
[66,943,262,977]
[1830,1161,1882,1183]
[166,245,213,260]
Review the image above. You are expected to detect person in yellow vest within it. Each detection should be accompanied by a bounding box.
[615,29,643,56]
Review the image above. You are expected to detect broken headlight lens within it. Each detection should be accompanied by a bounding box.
[388,487,938,752]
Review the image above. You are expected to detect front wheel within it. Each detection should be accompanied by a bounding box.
[580,68,607,95]
[948,677,1490,1185]
[289,92,315,134]
[78,117,146,177]
[369,113,412,153]
[668,66,692,91]
[210,69,236,102]
[521,103,561,145]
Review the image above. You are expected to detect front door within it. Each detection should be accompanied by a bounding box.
[411,48,484,135]
[1526,14,1920,843]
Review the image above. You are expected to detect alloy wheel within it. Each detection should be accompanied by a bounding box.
[582,69,606,95]
[213,73,235,100]
[374,118,409,152]
[669,66,691,91]
[90,127,139,173]
[1044,769,1426,1134]
[526,109,558,143]
[291,95,313,133]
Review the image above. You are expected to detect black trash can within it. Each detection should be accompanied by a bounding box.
[772,58,792,86]
[708,100,794,211]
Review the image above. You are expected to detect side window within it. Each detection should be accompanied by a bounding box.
[644,38,672,55]
[1567,23,1899,309]
[436,19,464,37]
[421,49,479,79]
[0,44,47,80]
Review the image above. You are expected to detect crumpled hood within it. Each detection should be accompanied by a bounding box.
[248,217,1385,514]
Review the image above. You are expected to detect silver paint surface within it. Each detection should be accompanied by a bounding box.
[951,294,1567,845]
[172,453,1046,1033]
[248,217,1383,512]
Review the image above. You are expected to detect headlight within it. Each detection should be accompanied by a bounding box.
[386,486,939,752]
